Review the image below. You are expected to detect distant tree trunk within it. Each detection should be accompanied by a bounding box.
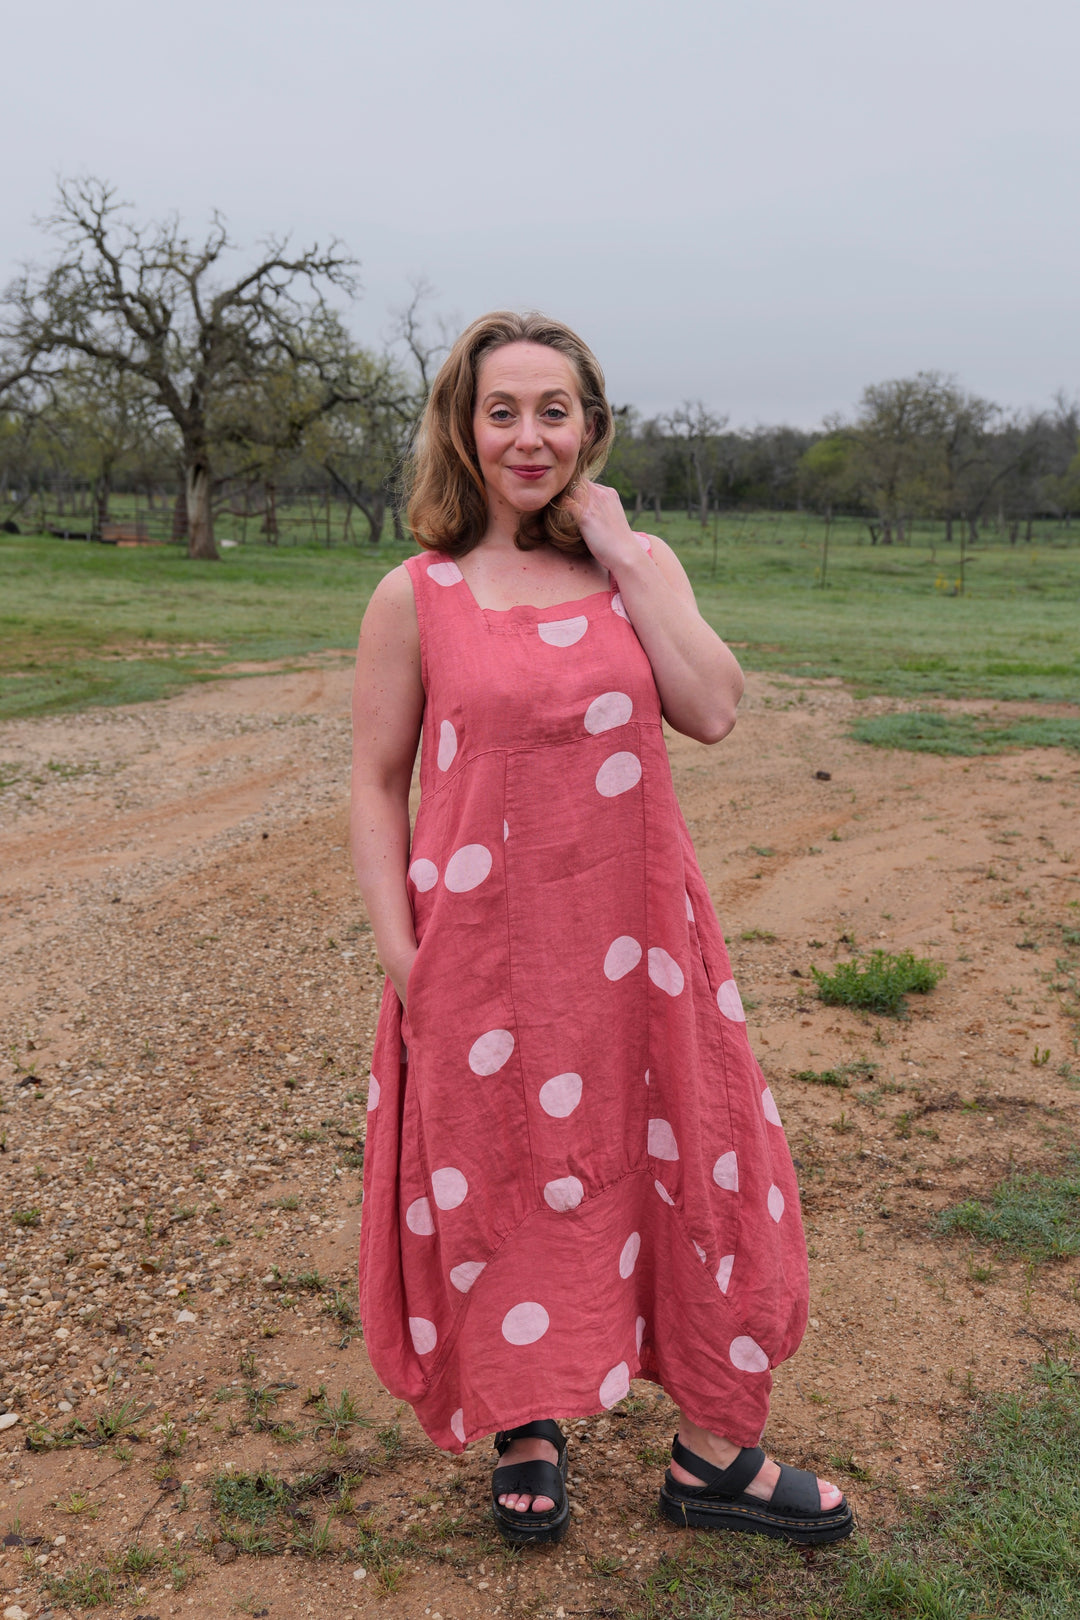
[945,515,953,544]
[630,489,643,523]
[171,485,189,542]
[653,494,663,522]
[1024,516,1034,543]
[263,481,279,545]
[92,469,112,538]
[184,446,218,560]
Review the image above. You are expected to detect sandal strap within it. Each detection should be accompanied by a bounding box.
[770,1462,823,1514]
[494,1419,565,1456]
[670,1434,767,1498]
[491,1457,564,1504]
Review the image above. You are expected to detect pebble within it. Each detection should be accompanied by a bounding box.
[0,1414,19,1432]
[352,1567,367,1580]
[5,1607,29,1620]
[175,1310,197,1324]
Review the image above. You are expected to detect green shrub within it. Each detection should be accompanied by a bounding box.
[811,950,945,1016]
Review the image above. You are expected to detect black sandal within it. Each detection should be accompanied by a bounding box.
[491,1419,570,1545]
[659,1434,854,1544]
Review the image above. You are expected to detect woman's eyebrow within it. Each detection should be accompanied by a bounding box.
[479,387,574,406]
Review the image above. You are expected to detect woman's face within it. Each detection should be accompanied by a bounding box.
[472,341,589,523]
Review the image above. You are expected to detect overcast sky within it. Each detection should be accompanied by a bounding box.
[4,0,1078,427]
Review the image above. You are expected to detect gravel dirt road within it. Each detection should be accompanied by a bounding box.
[1,661,1078,1618]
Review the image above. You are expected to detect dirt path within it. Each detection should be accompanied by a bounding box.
[1,666,1078,1618]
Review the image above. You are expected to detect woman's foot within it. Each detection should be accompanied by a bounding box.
[496,1432,559,1513]
[673,1417,843,1511]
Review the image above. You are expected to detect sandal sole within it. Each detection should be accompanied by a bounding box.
[659,1485,854,1544]
[492,1501,570,1545]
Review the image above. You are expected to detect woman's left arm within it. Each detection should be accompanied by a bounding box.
[565,482,744,744]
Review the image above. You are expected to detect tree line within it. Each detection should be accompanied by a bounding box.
[2,181,1078,560]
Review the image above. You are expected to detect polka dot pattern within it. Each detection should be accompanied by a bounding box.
[603,935,642,980]
[367,1073,380,1112]
[468,1029,515,1075]
[610,591,629,620]
[408,858,438,892]
[584,691,633,734]
[427,560,463,586]
[437,719,458,771]
[596,751,643,797]
[761,1087,783,1127]
[449,1261,485,1293]
[768,1184,785,1223]
[501,1302,550,1345]
[543,1176,584,1211]
[599,1361,631,1409]
[648,947,685,996]
[431,1167,468,1210]
[693,1240,706,1263]
[636,1315,646,1352]
[654,1179,674,1205]
[444,843,492,893]
[716,1254,734,1294]
[409,1317,437,1354]
[405,1197,435,1236]
[717,979,746,1022]
[538,616,588,647]
[648,1118,679,1160]
[538,1072,583,1118]
[729,1335,769,1374]
[450,1408,466,1444]
[619,1232,641,1278]
[712,1151,738,1192]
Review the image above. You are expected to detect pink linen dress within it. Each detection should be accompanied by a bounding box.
[357,546,809,1452]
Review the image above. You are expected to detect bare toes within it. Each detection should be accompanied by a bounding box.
[817,1478,843,1509]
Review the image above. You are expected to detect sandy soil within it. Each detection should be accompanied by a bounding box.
[1,661,1078,1619]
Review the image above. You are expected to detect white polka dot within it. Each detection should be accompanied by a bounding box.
[712,1151,739,1192]
[644,1067,651,1086]
[468,1029,515,1075]
[716,1254,734,1294]
[367,1072,380,1112]
[603,935,642,980]
[717,979,746,1022]
[444,843,492,893]
[599,1361,630,1409]
[768,1184,786,1223]
[543,1176,584,1211]
[635,1315,646,1352]
[405,1197,435,1236]
[431,1167,468,1210]
[729,1335,769,1374]
[409,1317,437,1354]
[501,1302,550,1345]
[693,1241,707,1264]
[632,531,652,552]
[761,1087,783,1127]
[437,719,458,771]
[503,819,509,842]
[654,1180,674,1205]
[685,890,695,923]
[584,691,633,734]
[408,858,438,892]
[427,560,463,587]
[619,1232,641,1278]
[648,947,685,996]
[611,592,629,620]
[538,615,588,647]
[538,1072,582,1118]
[648,1118,679,1160]
[449,1261,486,1293]
[450,1408,466,1444]
[596,751,642,797]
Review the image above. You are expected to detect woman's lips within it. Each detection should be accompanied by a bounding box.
[509,466,550,480]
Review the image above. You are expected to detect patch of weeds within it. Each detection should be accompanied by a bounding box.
[94,1396,149,1441]
[352,1518,408,1592]
[739,927,777,942]
[294,1126,325,1143]
[210,1468,288,1525]
[322,1287,357,1327]
[812,949,945,1017]
[46,1561,116,1607]
[794,1058,878,1089]
[156,1412,187,1457]
[11,1206,41,1227]
[56,1489,99,1517]
[938,1161,1080,1259]
[309,1385,369,1441]
[289,1515,335,1557]
[378,1422,404,1465]
[294,1267,328,1292]
[274,1193,300,1211]
[116,1541,162,1575]
[828,1450,873,1482]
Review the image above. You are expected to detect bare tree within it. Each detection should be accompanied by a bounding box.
[2,179,361,559]
[668,401,728,525]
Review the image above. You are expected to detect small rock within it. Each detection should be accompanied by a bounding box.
[57,1399,73,1413]
[175,1309,197,1324]
[814,769,832,781]
[352,1567,366,1580]
[0,1412,20,1432]
[213,1540,238,1564]
[5,1606,29,1620]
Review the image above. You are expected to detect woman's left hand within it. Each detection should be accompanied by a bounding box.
[561,481,642,571]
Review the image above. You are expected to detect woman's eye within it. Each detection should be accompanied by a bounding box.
[490,408,513,422]
[544,407,568,421]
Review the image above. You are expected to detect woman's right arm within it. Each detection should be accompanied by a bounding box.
[350,564,426,1009]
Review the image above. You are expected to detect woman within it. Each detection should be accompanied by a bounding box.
[350,312,852,1548]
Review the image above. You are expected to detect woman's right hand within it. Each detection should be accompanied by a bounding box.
[387,944,420,1013]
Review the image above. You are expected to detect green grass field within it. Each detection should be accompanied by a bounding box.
[1,509,1078,720]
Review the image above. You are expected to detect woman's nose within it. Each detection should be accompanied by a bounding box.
[514,414,543,449]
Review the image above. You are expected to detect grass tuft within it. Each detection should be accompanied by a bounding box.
[852,710,1080,757]
[938,1162,1080,1260]
[812,950,945,1017]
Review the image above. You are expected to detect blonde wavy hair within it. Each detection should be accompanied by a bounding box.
[406,311,615,557]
